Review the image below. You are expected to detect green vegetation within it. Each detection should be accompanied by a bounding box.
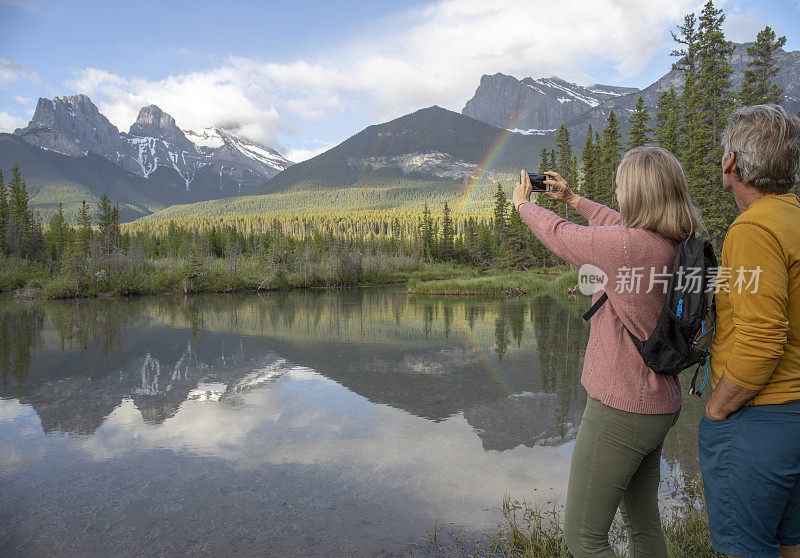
[256,105,552,195]
[424,475,717,557]
[739,26,786,106]
[0,133,167,223]
[3,1,790,299]
[408,268,577,296]
[1,163,581,299]
[626,96,653,149]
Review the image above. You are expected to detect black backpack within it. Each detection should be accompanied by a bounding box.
[582,232,718,396]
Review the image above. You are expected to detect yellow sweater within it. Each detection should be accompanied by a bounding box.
[709,193,800,405]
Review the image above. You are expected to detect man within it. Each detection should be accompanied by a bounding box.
[701,104,800,558]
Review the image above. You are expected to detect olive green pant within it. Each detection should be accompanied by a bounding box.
[564,396,680,558]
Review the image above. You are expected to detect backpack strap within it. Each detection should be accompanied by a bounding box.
[582,292,608,322]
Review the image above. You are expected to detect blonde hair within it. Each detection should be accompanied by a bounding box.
[616,146,705,241]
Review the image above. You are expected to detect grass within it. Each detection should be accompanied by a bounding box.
[0,253,489,300]
[406,268,579,297]
[421,475,718,557]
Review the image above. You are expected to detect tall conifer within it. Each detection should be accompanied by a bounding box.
[655,88,680,154]
[598,111,622,208]
[626,96,652,149]
[739,26,786,105]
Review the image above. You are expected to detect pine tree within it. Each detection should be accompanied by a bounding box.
[440,202,454,259]
[551,124,573,218]
[112,202,121,248]
[46,203,69,261]
[554,124,573,181]
[581,125,597,201]
[671,12,700,168]
[77,200,92,256]
[739,26,786,106]
[493,183,507,242]
[538,148,549,173]
[655,88,680,154]
[503,200,538,270]
[626,96,652,149]
[97,192,116,256]
[694,0,737,244]
[0,169,6,255]
[598,111,622,208]
[5,163,30,257]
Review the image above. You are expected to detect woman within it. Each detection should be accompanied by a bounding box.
[512,146,704,558]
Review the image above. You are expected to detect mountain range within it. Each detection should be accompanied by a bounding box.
[4,42,799,223]
[463,43,800,143]
[2,94,293,220]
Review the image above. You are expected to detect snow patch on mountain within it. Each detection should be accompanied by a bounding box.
[351,151,477,180]
[184,128,225,149]
[533,78,601,107]
[509,128,557,135]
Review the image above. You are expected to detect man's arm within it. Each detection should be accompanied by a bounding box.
[709,222,789,417]
[705,373,759,420]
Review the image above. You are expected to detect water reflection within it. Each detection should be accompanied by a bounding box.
[0,289,707,556]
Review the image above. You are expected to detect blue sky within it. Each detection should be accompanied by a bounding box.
[1,0,799,161]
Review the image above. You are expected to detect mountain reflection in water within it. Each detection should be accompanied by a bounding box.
[0,289,706,557]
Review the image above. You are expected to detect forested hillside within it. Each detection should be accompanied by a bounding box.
[255,105,553,194]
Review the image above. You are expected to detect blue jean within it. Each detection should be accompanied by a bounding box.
[699,401,800,558]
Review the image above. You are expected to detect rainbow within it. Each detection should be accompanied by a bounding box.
[453,99,553,213]
[462,324,518,396]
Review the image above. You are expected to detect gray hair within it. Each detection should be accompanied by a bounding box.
[722,104,800,195]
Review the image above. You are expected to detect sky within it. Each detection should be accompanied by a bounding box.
[1,0,799,162]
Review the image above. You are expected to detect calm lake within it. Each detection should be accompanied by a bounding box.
[0,288,707,557]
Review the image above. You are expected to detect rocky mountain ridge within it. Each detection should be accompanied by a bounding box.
[14,95,293,199]
[463,42,800,144]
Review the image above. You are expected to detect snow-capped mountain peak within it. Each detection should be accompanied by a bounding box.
[14,96,293,198]
[462,73,638,132]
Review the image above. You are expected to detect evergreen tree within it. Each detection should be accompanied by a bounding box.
[671,12,700,167]
[598,111,622,208]
[538,147,549,173]
[655,88,680,154]
[538,148,549,173]
[551,124,573,218]
[493,183,507,241]
[46,203,69,261]
[0,169,6,255]
[97,193,113,254]
[440,202,454,259]
[112,202,121,247]
[503,200,538,270]
[626,96,652,149]
[5,163,31,257]
[739,26,786,106]
[695,0,737,244]
[77,200,92,256]
[97,192,120,256]
[581,125,597,201]
[554,124,573,182]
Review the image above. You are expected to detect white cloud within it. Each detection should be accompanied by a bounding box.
[0,58,41,89]
[285,143,335,163]
[66,66,288,146]
[10,95,31,105]
[0,110,27,132]
[64,0,701,148]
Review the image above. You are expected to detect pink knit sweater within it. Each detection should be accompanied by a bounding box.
[519,197,682,414]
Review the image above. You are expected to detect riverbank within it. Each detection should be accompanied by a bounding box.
[424,476,717,557]
[408,268,578,297]
[1,254,579,300]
